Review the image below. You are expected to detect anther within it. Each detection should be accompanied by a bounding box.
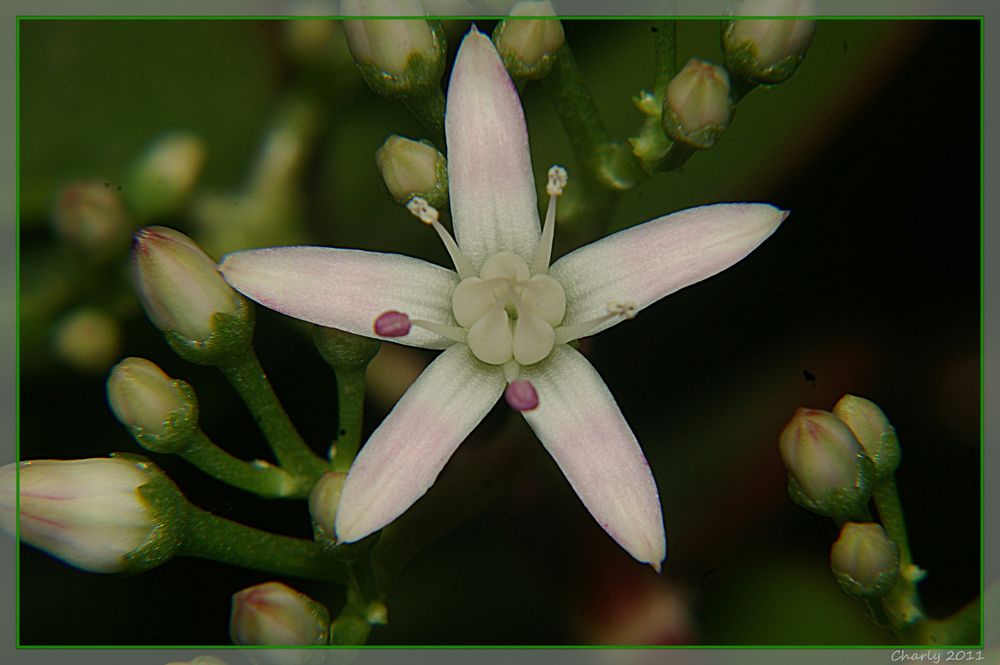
[406,196,439,225]
[373,310,411,337]
[504,379,539,412]
[546,165,568,197]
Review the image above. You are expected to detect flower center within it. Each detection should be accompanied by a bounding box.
[452,251,565,366]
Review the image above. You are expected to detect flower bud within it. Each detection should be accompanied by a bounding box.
[52,181,131,259]
[230,582,331,647]
[132,226,245,345]
[128,131,206,219]
[662,59,733,150]
[0,456,187,573]
[375,135,448,208]
[329,613,371,646]
[107,357,198,452]
[779,408,873,520]
[52,306,122,373]
[723,0,816,85]
[833,394,901,480]
[830,522,900,600]
[340,0,446,99]
[308,471,347,545]
[493,0,564,80]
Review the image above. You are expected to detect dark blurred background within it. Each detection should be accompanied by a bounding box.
[18,17,980,646]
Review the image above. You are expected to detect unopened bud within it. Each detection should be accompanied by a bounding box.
[230,582,331,647]
[662,59,732,150]
[52,181,131,259]
[375,135,448,207]
[723,0,816,85]
[308,471,347,545]
[493,0,564,80]
[340,0,446,98]
[0,456,187,573]
[128,132,206,219]
[833,394,901,480]
[329,613,371,646]
[132,226,246,346]
[52,307,122,373]
[107,357,198,452]
[779,408,873,520]
[830,522,900,600]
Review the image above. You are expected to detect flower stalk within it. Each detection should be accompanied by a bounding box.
[181,504,347,583]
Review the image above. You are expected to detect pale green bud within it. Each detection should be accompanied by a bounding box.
[340,0,446,99]
[779,408,874,520]
[833,394,901,480]
[308,471,347,545]
[375,135,447,207]
[723,0,816,85]
[0,456,187,573]
[662,59,733,150]
[132,226,245,344]
[52,307,122,373]
[52,181,131,259]
[830,522,900,600]
[493,0,564,80]
[128,132,206,219]
[329,613,371,646]
[230,582,331,647]
[107,357,198,452]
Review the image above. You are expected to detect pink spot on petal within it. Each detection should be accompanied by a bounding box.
[374,310,411,337]
[505,380,539,412]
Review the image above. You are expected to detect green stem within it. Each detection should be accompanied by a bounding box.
[651,20,678,99]
[542,43,644,231]
[181,506,347,583]
[180,430,310,499]
[217,346,327,481]
[873,476,925,634]
[330,367,367,472]
[906,596,982,645]
[403,87,446,148]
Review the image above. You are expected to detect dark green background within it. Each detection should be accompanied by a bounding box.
[18,18,980,645]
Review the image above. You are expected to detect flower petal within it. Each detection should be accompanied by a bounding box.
[446,29,540,268]
[550,203,787,336]
[519,345,666,569]
[334,345,505,542]
[220,247,458,349]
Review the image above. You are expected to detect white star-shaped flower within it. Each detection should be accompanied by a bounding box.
[221,29,787,571]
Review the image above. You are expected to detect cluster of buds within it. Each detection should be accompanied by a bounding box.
[779,394,905,600]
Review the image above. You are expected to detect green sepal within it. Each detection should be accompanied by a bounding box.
[329,613,371,646]
[164,299,255,366]
[112,453,190,574]
[312,326,381,372]
[834,565,900,601]
[661,106,730,151]
[128,380,199,454]
[356,21,446,101]
[492,20,559,81]
[722,36,805,86]
[787,453,876,522]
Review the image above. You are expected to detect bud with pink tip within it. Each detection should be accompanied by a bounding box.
[723,0,816,85]
[230,581,331,647]
[662,58,733,150]
[830,522,899,599]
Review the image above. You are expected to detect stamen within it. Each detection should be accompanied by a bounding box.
[409,318,468,344]
[407,196,475,280]
[553,300,638,344]
[504,379,539,412]
[374,310,411,337]
[531,165,568,274]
